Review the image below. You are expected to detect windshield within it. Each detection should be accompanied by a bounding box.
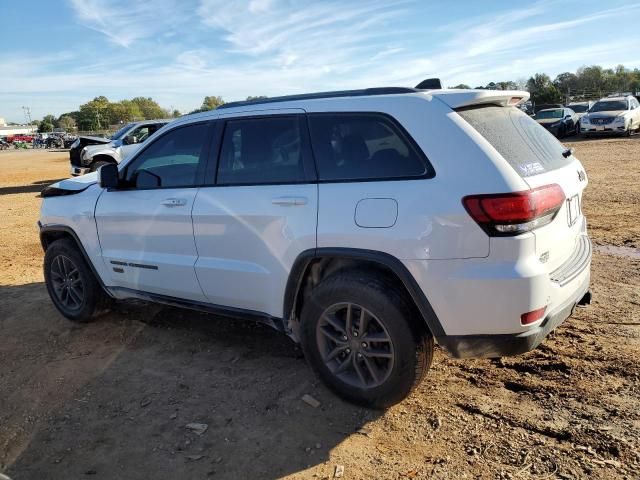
[110,123,134,140]
[535,109,563,119]
[457,106,571,178]
[591,100,627,112]
[568,104,588,113]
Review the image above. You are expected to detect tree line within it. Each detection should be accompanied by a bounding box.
[452,64,640,105]
[36,64,639,132]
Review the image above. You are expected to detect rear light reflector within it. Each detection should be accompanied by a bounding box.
[462,184,565,236]
[521,306,547,325]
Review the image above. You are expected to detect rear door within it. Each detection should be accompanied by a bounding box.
[95,121,213,301]
[192,110,317,317]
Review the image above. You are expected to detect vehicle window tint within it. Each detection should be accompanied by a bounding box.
[217,116,307,185]
[457,106,570,177]
[308,113,428,181]
[126,123,208,188]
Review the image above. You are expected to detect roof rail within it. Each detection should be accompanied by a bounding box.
[217,87,419,110]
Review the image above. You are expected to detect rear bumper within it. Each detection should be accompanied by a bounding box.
[436,273,590,358]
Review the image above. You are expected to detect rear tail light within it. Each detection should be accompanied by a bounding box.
[521,306,547,325]
[462,184,565,236]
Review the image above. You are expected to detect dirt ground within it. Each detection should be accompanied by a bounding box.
[0,141,638,480]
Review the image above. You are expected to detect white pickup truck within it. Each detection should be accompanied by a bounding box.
[70,119,169,176]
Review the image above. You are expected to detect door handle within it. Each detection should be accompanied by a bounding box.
[161,198,187,207]
[271,196,308,206]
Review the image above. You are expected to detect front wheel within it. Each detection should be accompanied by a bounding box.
[300,271,433,408]
[44,239,110,322]
[575,122,581,136]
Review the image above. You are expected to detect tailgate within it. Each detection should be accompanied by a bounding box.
[522,157,588,273]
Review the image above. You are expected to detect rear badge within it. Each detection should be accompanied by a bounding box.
[539,251,549,264]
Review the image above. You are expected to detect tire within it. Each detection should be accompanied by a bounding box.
[44,238,110,322]
[574,122,580,136]
[627,122,633,137]
[90,160,112,172]
[299,270,433,408]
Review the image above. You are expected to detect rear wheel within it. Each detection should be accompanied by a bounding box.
[44,239,110,322]
[300,271,433,408]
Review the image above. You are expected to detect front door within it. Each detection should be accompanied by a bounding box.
[95,121,212,302]
[192,112,317,317]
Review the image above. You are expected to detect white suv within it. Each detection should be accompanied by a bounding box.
[39,86,592,407]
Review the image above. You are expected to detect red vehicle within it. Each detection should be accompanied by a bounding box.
[8,134,34,143]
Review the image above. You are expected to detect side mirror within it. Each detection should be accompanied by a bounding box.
[124,135,138,145]
[98,163,119,189]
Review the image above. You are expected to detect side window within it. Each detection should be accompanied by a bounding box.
[308,113,429,181]
[125,122,209,189]
[216,116,309,185]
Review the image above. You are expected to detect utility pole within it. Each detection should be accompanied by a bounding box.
[22,106,32,124]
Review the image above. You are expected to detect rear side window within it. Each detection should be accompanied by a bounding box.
[308,113,429,181]
[217,116,309,185]
[457,106,570,177]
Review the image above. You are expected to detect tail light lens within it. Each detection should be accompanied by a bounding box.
[463,184,565,236]
[521,306,547,325]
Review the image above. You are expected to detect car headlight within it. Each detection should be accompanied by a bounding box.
[581,117,589,124]
[614,116,625,123]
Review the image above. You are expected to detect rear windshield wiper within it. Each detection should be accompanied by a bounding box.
[562,147,573,158]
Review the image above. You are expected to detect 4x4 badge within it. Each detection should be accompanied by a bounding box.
[578,170,586,182]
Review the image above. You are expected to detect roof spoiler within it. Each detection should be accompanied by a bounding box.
[429,90,530,109]
[415,78,442,90]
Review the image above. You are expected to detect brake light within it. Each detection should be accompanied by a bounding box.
[521,306,547,325]
[463,184,565,236]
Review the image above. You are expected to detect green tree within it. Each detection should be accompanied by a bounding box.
[201,96,225,110]
[246,95,268,101]
[78,96,110,130]
[130,97,168,119]
[57,115,77,131]
[171,109,181,118]
[527,74,563,104]
[38,120,54,132]
[451,83,471,89]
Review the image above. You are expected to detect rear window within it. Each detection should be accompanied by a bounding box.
[457,106,571,177]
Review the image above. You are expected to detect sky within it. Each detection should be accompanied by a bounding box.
[1,0,639,122]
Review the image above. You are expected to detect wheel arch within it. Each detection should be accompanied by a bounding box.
[284,248,446,340]
[39,224,110,294]
[91,154,117,167]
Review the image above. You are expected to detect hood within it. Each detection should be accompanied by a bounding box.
[588,110,626,118]
[79,135,111,144]
[41,172,99,197]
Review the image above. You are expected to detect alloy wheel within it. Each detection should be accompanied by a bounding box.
[316,302,395,389]
[50,254,84,311]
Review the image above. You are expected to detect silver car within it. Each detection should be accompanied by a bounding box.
[580,96,640,137]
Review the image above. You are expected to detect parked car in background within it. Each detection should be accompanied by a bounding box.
[41,85,591,407]
[0,139,9,150]
[8,134,34,143]
[566,101,593,129]
[534,107,579,138]
[70,120,169,176]
[580,96,640,137]
[534,103,563,114]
